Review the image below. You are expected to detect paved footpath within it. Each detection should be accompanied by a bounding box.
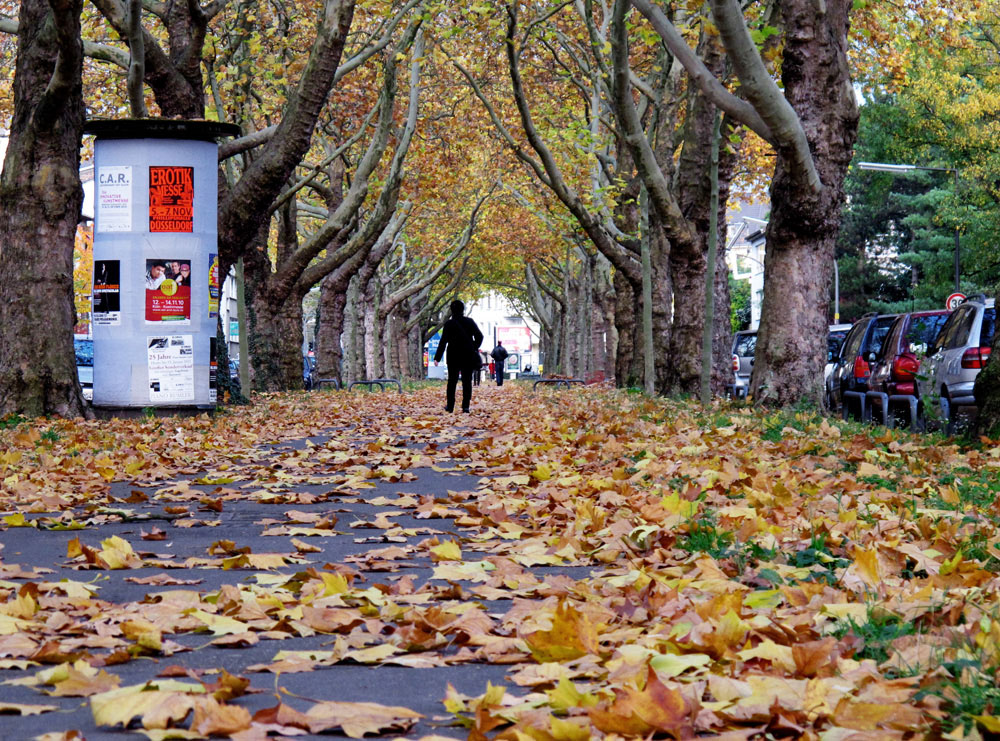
[0,386,596,740]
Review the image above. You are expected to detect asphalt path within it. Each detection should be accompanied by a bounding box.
[0,396,595,740]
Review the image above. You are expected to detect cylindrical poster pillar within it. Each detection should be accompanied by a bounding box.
[84,119,240,411]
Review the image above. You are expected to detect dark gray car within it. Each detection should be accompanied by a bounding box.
[826,313,897,419]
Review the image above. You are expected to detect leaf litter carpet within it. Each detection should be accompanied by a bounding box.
[0,385,999,739]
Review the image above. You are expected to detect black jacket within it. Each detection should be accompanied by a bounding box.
[490,344,509,363]
[434,316,484,369]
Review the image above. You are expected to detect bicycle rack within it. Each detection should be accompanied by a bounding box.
[348,378,402,392]
[532,378,585,391]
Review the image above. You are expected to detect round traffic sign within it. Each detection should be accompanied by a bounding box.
[946,292,966,310]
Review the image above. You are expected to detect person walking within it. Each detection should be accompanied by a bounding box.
[433,300,484,413]
[490,341,509,387]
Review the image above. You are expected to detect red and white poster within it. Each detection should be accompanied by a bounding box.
[149,166,194,233]
[145,258,191,323]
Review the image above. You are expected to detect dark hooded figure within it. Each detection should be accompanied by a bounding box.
[434,299,484,413]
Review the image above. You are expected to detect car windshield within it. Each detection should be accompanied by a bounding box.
[907,314,949,347]
[868,317,895,355]
[74,339,93,367]
[734,333,756,357]
[827,330,848,359]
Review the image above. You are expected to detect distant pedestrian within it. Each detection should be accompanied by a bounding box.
[490,341,509,387]
[433,300,484,413]
[473,351,487,387]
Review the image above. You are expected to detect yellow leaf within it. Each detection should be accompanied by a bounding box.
[3,513,33,527]
[532,462,553,481]
[523,600,601,663]
[661,492,699,518]
[976,715,1000,733]
[547,677,600,712]
[550,714,592,741]
[122,620,163,652]
[90,682,205,729]
[940,549,964,576]
[430,540,462,562]
[737,640,796,672]
[98,536,141,569]
[650,652,712,679]
[186,609,249,636]
[343,644,399,664]
[744,590,782,609]
[852,546,882,588]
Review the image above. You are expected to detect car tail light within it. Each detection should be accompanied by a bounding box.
[853,355,870,379]
[891,352,920,381]
[962,346,992,369]
[732,354,739,372]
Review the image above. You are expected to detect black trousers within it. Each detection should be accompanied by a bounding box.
[446,365,474,412]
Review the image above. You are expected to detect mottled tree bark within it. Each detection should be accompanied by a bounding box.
[614,272,643,387]
[0,0,89,418]
[749,0,858,406]
[243,222,308,392]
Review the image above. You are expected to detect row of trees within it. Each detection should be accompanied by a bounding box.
[1,0,998,432]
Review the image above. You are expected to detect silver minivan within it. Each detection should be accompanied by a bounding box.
[916,296,995,433]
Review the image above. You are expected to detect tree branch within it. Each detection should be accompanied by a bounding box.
[629,0,775,144]
[707,0,821,192]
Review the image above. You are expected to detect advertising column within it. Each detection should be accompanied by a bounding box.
[85,120,240,411]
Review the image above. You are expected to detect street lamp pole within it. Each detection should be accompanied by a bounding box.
[857,161,961,292]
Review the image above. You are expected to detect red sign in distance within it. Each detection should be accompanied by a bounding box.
[946,292,966,310]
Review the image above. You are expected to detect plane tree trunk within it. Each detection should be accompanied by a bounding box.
[632,0,858,406]
[0,0,89,419]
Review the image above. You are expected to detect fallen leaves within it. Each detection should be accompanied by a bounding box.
[0,386,997,738]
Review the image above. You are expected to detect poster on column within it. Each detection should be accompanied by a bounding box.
[92,260,121,326]
[208,253,219,318]
[145,258,191,323]
[149,166,194,232]
[147,335,194,402]
[97,166,132,232]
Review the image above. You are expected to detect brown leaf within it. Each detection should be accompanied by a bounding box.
[304,700,422,737]
[589,667,699,738]
[191,696,253,736]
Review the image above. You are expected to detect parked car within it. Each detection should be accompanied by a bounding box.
[866,310,951,428]
[227,359,241,393]
[727,329,756,399]
[916,296,995,433]
[73,335,93,402]
[303,354,316,390]
[826,313,897,419]
[825,324,852,388]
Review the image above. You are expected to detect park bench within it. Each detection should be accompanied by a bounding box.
[348,378,402,392]
[532,377,585,391]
